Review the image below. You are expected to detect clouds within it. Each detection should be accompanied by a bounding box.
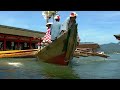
[0,11,119,44]
[82,31,116,44]
[78,27,118,44]
[77,11,120,44]
[0,12,28,28]
[0,17,32,30]
[0,11,46,32]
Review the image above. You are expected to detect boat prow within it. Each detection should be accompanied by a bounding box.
[35,24,78,65]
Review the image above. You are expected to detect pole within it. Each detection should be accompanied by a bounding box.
[3,36,6,51]
[39,38,42,51]
[46,18,49,23]
[53,14,54,23]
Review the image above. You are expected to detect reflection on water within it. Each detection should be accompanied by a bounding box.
[8,62,23,67]
[0,58,78,79]
[0,58,46,79]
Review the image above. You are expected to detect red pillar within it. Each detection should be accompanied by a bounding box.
[3,36,6,51]
[17,38,20,50]
[29,38,32,49]
[39,38,42,50]
[39,38,43,43]
[17,42,20,49]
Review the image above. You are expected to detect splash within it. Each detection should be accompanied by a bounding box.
[7,62,23,67]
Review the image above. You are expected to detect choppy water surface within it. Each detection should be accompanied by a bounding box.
[71,54,120,79]
[0,58,46,79]
[0,54,120,79]
[0,58,77,79]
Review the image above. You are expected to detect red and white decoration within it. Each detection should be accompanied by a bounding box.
[42,28,52,43]
[54,15,60,20]
[70,12,78,17]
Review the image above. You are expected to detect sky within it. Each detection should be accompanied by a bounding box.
[0,11,119,45]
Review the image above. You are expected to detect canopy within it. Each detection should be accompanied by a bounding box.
[42,11,58,20]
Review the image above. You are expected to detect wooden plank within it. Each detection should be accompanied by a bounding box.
[0,49,38,58]
[0,49,38,54]
[0,52,35,58]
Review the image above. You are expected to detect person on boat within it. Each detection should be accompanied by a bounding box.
[37,42,41,50]
[19,44,22,50]
[50,15,61,42]
[60,12,80,45]
[41,22,52,47]
[60,12,77,33]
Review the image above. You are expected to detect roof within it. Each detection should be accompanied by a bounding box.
[114,34,120,36]
[114,34,120,40]
[114,34,120,37]
[0,25,45,38]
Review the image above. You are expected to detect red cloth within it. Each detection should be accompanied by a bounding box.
[42,28,52,43]
[37,42,41,46]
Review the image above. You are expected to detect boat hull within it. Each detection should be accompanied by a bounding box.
[114,35,120,40]
[36,24,78,65]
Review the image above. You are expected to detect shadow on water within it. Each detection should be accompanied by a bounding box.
[0,58,79,79]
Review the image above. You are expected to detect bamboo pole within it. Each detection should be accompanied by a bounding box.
[46,18,49,23]
[53,14,54,23]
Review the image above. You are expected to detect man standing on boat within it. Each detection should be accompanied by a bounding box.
[60,12,80,45]
[50,15,61,42]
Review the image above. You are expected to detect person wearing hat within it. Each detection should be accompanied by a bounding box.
[41,22,52,48]
[61,12,77,33]
[60,12,80,45]
[50,15,61,42]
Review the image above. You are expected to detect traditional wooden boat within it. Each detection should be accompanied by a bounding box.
[114,34,120,40]
[35,23,78,65]
[0,49,38,58]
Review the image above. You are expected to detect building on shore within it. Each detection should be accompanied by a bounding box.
[76,42,100,53]
[0,25,45,51]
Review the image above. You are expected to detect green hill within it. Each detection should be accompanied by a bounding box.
[99,43,120,54]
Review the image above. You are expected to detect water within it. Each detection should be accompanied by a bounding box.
[72,54,120,79]
[0,58,77,79]
[0,54,120,79]
[0,58,46,79]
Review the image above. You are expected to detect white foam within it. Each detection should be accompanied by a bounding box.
[8,62,23,67]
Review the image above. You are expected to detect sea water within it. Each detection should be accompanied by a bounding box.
[72,54,120,79]
[0,54,120,79]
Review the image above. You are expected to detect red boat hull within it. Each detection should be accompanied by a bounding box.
[44,52,68,65]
